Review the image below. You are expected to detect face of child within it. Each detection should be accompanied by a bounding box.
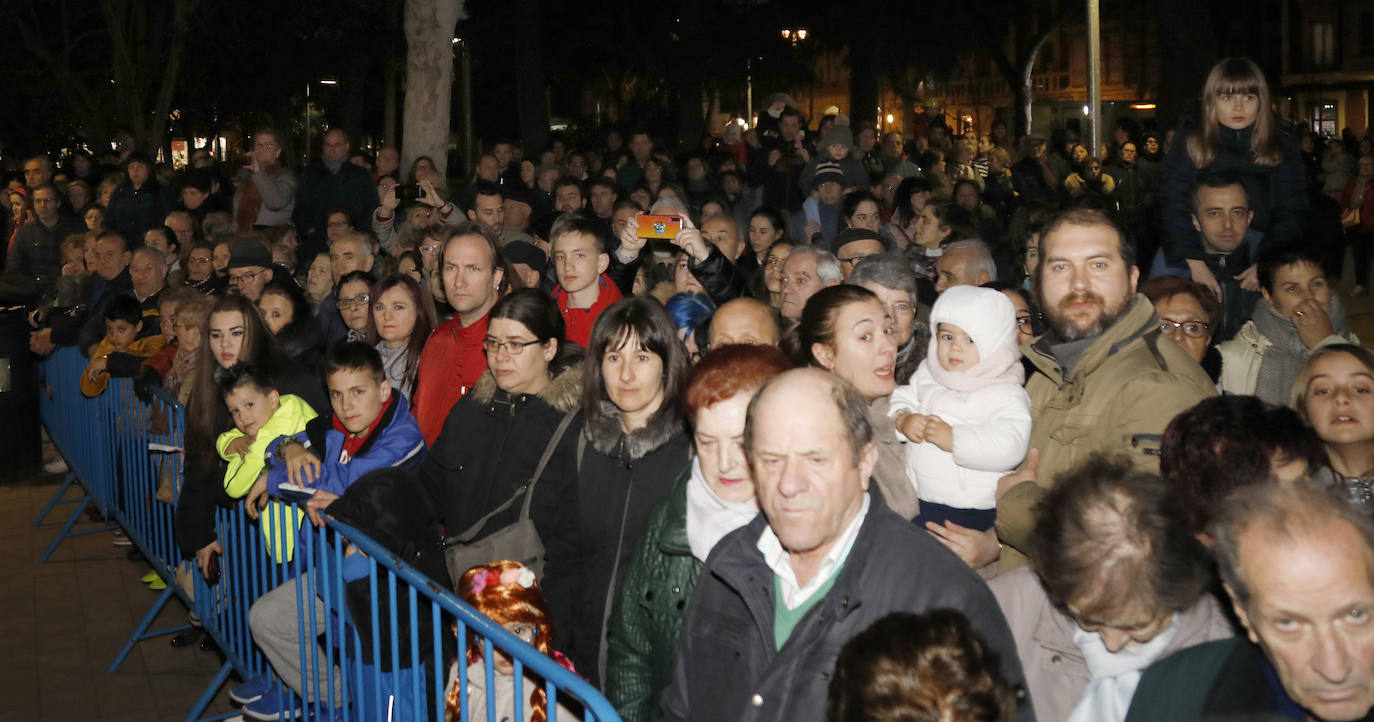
[827,143,849,160]
[551,231,606,295]
[327,367,391,434]
[224,385,280,438]
[105,318,140,351]
[936,322,981,371]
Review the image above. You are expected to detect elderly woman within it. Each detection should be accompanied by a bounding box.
[1218,242,1359,404]
[1293,344,1374,507]
[848,254,931,385]
[1140,275,1222,381]
[990,456,1233,722]
[571,297,693,687]
[605,344,791,722]
[794,284,918,520]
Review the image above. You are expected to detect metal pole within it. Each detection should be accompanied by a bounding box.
[305,83,311,166]
[462,38,474,180]
[1086,0,1102,158]
[746,58,753,125]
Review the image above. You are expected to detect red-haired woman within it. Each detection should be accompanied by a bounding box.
[604,344,792,722]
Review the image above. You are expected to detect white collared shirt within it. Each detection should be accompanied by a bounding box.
[756,493,870,610]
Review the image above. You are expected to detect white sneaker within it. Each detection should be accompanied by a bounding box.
[43,457,69,474]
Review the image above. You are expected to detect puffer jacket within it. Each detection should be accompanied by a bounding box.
[571,400,691,688]
[419,364,584,655]
[604,467,703,722]
[997,296,1216,570]
[989,566,1235,722]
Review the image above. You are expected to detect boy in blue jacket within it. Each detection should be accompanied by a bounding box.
[234,341,427,719]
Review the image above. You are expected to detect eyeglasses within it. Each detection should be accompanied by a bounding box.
[1159,319,1210,339]
[1016,314,1033,330]
[419,244,440,254]
[765,257,785,268]
[228,269,263,284]
[885,302,913,316]
[189,255,213,264]
[337,293,371,310]
[839,253,877,267]
[483,338,543,355]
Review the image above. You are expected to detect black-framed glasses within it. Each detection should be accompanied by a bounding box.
[482,338,543,355]
[1159,319,1210,339]
[337,293,370,310]
[228,269,263,285]
[1016,314,1034,330]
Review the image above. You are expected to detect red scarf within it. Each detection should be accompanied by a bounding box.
[331,392,395,462]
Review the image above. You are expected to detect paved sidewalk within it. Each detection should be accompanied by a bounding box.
[0,472,237,722]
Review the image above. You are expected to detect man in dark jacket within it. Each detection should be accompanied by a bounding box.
[661,369,1031,722]
[1126,480,1374,722]
[293,129,378,261]
[0,184,85,306]
[747,108,810,214]
[31,230,133,358]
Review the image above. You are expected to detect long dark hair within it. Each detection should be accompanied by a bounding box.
[186,294,282,472]
[581,296,689,425]
[260,277,313,342]
[372,273,436,390]
[793,284,881,367]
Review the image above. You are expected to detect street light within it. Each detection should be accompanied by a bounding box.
[780,27,807,46]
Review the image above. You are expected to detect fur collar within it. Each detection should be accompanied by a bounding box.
[467,362,584,414]
[583,399,685,459]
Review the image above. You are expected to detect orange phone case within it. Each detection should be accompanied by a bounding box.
[638,215,683,239]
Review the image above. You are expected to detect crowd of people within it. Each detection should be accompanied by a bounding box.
[8,54,1374,722]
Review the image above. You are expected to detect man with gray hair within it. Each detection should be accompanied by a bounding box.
[935,239,997,294]
[661,368,1031,722]
[1127,480,1374,722]
[780,246,842,321]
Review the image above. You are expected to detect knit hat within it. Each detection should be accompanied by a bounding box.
[811,162,845,192]
[821,126,854,152]
[503,240,547,274]
[925,285,1024,391]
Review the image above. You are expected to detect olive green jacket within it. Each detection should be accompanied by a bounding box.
[996,296,1216,569]
[604,467,708,722]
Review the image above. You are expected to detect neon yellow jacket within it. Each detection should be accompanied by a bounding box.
[216,394,317,498]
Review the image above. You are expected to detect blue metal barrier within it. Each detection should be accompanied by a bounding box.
[37,348,620,721]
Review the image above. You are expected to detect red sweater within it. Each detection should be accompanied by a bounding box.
[553,274,622,348]
[412,312,490,445]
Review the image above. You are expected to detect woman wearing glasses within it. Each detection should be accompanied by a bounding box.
[335,270,377,345]
[419,287,585,669]
[1141,275,1223,383]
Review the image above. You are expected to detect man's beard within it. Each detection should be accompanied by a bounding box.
[1044,290,1131,341]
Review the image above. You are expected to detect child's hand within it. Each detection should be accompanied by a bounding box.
[284,443,323,486]
[225,435,252,458]
[84,357,108,383]
[924,416,953,452]
[897,412,928,443]
[244,474,269,520]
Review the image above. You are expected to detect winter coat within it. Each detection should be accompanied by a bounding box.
[50,268,133,356]
[412,312,490,445]
[890,362,1032,510]
[990,567,1235,722]
[570,401,691,688]
[418,366,584,655]
[604,467,704,722]
[1123,638,1353,721]
[1157,116,1309,266]
[216,394,317,497]
[80,334,165,397]
[868,396,922,521]
[686,245,748,306]
[0,214,86,305]
[997,297,1216,570]
[292,160,379,258]
[659,488,1033,722]
[1216,315,1358,403]
[107,180,173,243]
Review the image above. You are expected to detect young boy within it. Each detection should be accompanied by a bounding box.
[215,364,317,500]
[235,341,426,718]
[549,213,622,347]
[81,295,165,397]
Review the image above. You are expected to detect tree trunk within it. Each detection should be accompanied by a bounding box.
[513,0,548,154]
[402,0,465,176]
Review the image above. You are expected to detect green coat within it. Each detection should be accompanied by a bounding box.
[604,466,703,722]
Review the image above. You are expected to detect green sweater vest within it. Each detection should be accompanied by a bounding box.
[772,566,843,650]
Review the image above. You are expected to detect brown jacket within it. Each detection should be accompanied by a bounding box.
[870,395,920,520]
[996,297,1216,568]
[989,567,1236,722]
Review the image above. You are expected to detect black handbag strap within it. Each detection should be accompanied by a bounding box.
[443,410,577,546]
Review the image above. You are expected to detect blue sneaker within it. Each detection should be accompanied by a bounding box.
[228,675,273,705]
[241,689,303,721]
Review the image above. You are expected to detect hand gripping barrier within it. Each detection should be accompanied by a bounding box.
[37,347,621,721]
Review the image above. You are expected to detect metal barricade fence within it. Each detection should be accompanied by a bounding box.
[36,347,621,722]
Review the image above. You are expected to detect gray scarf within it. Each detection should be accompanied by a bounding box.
[1250,297,1349,405]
